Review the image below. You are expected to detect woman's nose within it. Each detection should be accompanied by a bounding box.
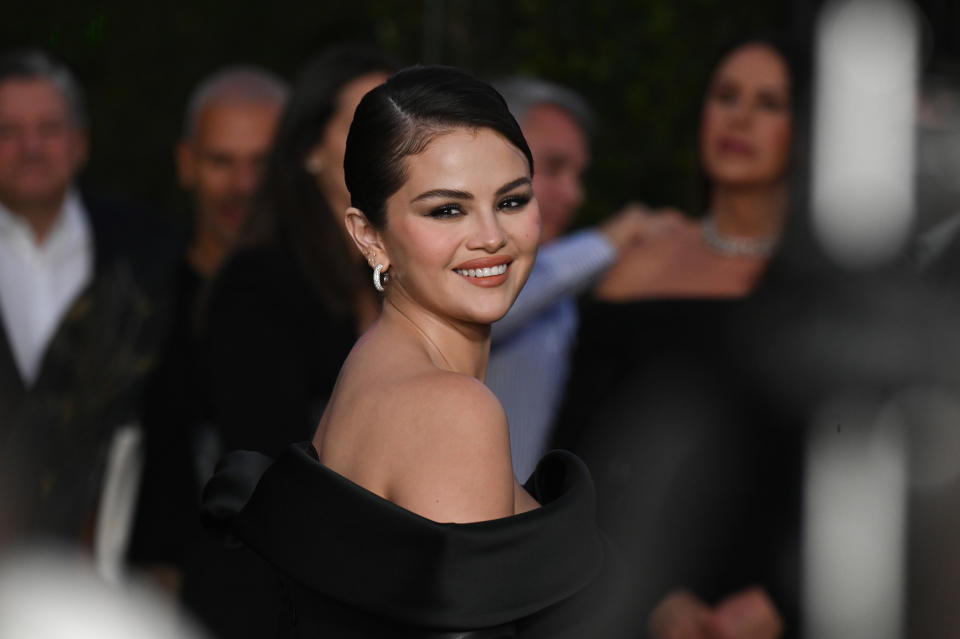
[728,99,753,128]
[468,209,507,252]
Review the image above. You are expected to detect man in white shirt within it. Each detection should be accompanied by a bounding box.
[0,50,177,544]
[0,53,91,387]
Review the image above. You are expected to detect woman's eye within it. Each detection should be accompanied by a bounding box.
[428,204,463,219]
[713,86,739,105]
[498,194,531,211]
[758,93,789,112]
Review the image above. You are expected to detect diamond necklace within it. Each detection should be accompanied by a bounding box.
[701,215,779,258]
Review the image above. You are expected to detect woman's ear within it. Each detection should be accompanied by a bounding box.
[345,207,389,269]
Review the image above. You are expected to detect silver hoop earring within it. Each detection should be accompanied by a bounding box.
[373,264,386,292]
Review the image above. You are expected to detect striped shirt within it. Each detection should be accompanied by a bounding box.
[487,229,616,481]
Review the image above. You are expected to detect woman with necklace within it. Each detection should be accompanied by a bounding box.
[554,38,801,637]
[595,38,792,301]
[202,66,629,638]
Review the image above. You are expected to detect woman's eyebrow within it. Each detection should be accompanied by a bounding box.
[411,188,473,203]
[496,177,532,196]
[759,85,791,99]
[410,176,531,204]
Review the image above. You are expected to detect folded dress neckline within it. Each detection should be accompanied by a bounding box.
[203,442,605,629]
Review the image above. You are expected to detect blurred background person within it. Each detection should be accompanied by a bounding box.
[486,76,679,482]
[594,39,792,301]
[0,49,177,546]
[176,66,289,278]
[202,45,395,458]
[183,45,395,639]
[127,66,288,592]
[552,37,804,636]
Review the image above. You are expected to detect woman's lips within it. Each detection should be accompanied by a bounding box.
[453,257,512,287]
[717,137,756,156]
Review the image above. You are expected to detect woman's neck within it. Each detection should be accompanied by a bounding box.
[709,181,788,239]
[382,296,491,380]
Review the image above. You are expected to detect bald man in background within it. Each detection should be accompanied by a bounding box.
[128,66,288,596]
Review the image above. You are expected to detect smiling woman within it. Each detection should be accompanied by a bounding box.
[203,65,627,638]
[331,126,540,522]
[348,129,538,329]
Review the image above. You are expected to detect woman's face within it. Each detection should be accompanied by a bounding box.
[380,127,540,326]
[309,71,390,209]
[700,43,792,189]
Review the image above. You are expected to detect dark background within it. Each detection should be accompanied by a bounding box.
[4,1,958,228]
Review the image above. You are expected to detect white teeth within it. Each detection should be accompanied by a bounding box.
[455,264,507,278]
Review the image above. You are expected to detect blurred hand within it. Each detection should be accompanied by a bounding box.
[649,590,730,639]
[599,203,686,252]
[142,565,183,595]
[649,588,782,639]
[713,587,783,639]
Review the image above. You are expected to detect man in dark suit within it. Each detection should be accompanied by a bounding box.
[0,49,177,545]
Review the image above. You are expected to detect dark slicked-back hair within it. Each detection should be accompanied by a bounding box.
[0,49,86,128]
[344,65,533,229]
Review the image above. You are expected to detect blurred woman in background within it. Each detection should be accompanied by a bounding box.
[184,46,395,639]
[555,38,802,638]
[596,38,793,300]
[203,46,395,457]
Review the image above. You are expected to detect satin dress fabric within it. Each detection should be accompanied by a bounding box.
[203,444,629,638]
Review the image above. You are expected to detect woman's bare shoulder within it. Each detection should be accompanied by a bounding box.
[378,370,516,523]
[401,369,505,418]
[382,370,509,458]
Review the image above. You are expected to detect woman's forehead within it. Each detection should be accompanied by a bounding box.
[715,44,791,89]
[399,128,531,193]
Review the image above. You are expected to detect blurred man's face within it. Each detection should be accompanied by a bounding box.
[177,101,280,248]
[522,103,589,244]
[0,78,87,214]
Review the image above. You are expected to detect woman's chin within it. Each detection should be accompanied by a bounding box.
[709,167,784,190]
[456,303,514,327]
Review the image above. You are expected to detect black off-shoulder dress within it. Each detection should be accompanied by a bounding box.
[203,444,630,638]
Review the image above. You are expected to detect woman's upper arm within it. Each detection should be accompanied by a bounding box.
[386,375,516,523]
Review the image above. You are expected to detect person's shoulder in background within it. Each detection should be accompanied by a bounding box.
[80,190,187,297]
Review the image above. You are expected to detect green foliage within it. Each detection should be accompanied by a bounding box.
[1,0,789,225]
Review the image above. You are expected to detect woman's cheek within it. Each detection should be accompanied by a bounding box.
[700,106,722,145]
[524,215,542,251]
[765,120,793,176]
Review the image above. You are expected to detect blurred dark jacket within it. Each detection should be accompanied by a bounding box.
[0,193,180,543]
